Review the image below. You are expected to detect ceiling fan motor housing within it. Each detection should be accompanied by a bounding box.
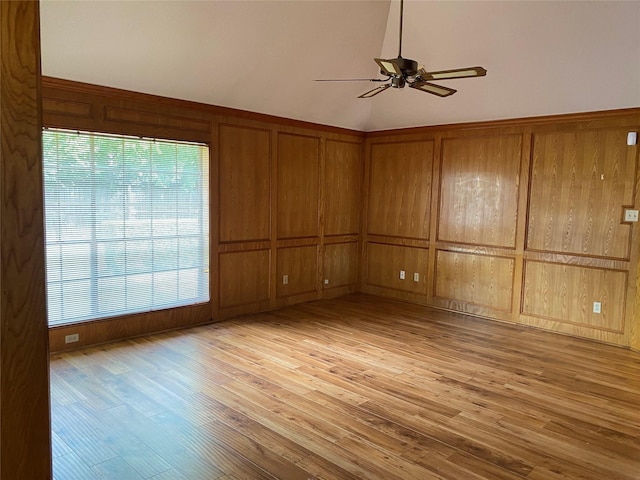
[388,57,419,77]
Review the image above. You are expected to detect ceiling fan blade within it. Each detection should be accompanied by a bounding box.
[374,58,402,76]
[409,81,457,97]
[358,84,392,98]
[315,78,389,82]
[418,66,487,81]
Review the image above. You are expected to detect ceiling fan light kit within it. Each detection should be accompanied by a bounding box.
[316,0,486,98]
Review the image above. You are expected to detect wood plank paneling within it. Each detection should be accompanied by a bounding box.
[323,243,358,289]
[527,129,637,259]
[434,250,514,311]
[366,243,428,294]
[277,246,318,298]
[219,250,270,308]
[277,134,320,239]
[219,125,271,243]
[522,261,627,334]
[1,2,52,478]
[49,303,212,353]
[438,135,522,248]
[368,141,433,239]
[324,140,361,236]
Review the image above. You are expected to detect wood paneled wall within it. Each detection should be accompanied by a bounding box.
[1,1,52,477]
[363,112,640,348]
[215,119,362,317]
[41,78,363,350]
[40,76,640,350]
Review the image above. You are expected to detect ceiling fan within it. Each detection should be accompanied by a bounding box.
[316,0,487,98]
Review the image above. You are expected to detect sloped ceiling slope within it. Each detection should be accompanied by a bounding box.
[40,1,640,132]
[40,0,390,131]
[367,0,640,131]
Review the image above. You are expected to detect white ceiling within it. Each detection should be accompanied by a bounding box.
[40,0,640,132]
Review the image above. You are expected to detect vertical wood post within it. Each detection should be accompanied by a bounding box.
[1,1,52,478]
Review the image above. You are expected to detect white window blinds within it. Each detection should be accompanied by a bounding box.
[43,129,209,326]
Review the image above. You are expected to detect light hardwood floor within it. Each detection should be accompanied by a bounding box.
[50,294,640,480]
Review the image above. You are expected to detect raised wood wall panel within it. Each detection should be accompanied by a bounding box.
[276,246,318,298]
[527,129,637,259]
[277,133,320,239]
[324,140,361,236]
[104,106,212,133]
[219,250,270,307]
[368,141,433,239]
[42,98,92,118]
[522,261,627,335]
[434,250,514,311]
[1,2,52,477]
[323,242,358,289]
[218,124,271,243]
[366,243,428,294]
[438,134,522,248]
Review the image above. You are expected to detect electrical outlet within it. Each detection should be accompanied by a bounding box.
[399,270,405,280]
[323,279,329,285]
[624,209,639,222]
[413,272,419,282]
[282,274,288,285]
[65,333,79,344]
[593,302,601,314]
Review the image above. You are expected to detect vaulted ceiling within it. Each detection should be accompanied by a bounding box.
[40,0,640,132]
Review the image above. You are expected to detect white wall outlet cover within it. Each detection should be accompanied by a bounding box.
[413,273,419,282]
[593,301,601,314]
[624,209,639,222]
[282,274,288,285]
[399,270,405,280]
[323,279,329,285]
[627,132,637,146]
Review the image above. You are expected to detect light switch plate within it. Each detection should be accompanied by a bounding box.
[628,131,638,146]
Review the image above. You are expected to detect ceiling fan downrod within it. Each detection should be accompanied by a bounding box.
[398,0,404,58]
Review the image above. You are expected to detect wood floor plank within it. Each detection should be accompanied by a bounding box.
[91,457,144,480]
[53,452,100,480]
[50,294,640,480]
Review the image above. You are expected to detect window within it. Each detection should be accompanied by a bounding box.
[43,129,209,326]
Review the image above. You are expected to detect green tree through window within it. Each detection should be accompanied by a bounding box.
[43,129,209,325]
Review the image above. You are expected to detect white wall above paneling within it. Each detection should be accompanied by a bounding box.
[40,1,640,131]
